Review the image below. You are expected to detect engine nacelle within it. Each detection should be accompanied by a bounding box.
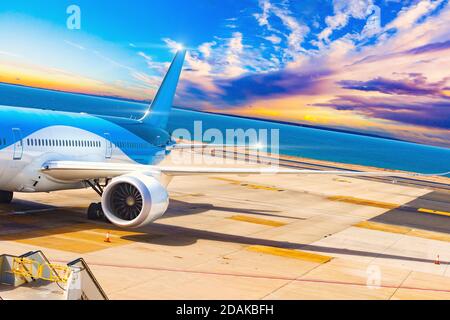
[101,173,169,228]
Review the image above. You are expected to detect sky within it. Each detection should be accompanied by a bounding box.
[0,0,449,147]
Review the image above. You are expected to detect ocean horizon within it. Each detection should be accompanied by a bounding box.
[0,82,449,175]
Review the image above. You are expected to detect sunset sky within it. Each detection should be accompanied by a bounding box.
[0,0,449,147]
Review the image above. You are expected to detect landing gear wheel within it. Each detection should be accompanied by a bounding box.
[98,202,111,223]
[87,202,103,220]
[0,191,13,204]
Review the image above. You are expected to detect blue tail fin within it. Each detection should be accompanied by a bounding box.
[140,49,186,129]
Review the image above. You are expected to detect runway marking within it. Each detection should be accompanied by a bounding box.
[229,215,286,227]
[417,208,450,217]
[213,177,284,192]
[246,245,332,263]
[354,221,450,242]
[0,223,143,253]
[354,221,410,234]
[328,196,399,209]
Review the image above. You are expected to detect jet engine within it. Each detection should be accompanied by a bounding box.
[101,173,169,228]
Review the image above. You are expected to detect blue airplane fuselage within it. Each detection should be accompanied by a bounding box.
[0,105,171,192]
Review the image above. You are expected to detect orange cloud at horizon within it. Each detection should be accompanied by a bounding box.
[211,94,450,147]
[0,60,154,101]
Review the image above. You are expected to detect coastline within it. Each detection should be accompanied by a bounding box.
[179,139,450,185]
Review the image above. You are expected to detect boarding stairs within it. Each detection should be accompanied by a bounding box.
[0,250,107,300]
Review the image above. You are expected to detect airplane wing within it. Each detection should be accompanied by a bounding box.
[40,160,445,182]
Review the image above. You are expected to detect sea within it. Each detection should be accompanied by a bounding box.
[0,83,449,175]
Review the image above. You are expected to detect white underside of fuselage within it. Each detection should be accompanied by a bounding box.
[0,126,139,192]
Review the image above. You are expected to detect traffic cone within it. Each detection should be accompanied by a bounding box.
[434,255,440,265]
[104,231,112,243]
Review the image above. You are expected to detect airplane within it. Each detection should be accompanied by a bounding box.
[0,49,447,229]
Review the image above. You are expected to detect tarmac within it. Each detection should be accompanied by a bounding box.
[0,151,449,300]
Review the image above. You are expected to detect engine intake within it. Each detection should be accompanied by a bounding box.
[101,174,169,228]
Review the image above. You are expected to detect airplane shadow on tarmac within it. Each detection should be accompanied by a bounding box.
[1,199,448,266]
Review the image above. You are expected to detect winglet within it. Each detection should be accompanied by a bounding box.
[140,49,186,129]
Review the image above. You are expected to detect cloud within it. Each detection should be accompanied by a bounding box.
[338,74,450,98]
[254,0,310,62]
[318,0,376,42]
[183,66,333,107]
[198,41,216,58]
[386,0,444,31]
[264,35,282,44]
[316,95,450,129]
[406,39,450,54]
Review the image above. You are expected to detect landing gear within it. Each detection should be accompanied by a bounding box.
[85,179,111,222]
[0,191,13,204]
[87,202,104,220]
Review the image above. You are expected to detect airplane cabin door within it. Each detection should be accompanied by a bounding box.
[104,133,112,159]
[12,128,23,160]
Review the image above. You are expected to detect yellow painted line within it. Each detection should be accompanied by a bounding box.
[328,196,399,209]
[213,177,284,192]
[354,221,450,242]
[229,215,287,227]
[418,208,450,217]
[354,221,411,234]
[409,229,450,243]
[0,223,144,253]
[247,245,332,263]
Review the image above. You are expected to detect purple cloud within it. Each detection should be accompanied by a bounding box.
[351,40,450,66]
[405,39,450,55]
[338,74,449,98]
[316,95,450,129]
[181,68,333,107]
